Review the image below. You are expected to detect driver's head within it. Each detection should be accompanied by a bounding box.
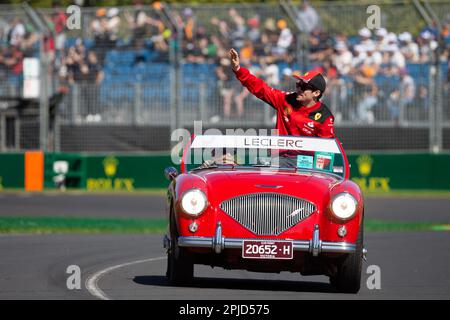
[293,70,326,103]
[218,153,236,165]
[211,148,236,165]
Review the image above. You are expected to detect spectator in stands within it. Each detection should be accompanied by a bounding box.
[125,1,150,48]
[417,30,437,63]
[273,19,293,62]
[260,56,280,88]
[68,50,104,120]
[374,28,389,51]
[85,51,104,118]
[91,8,110,63]
[317,59,339,100]
[198,36,217,64]
[381,44,406,76]
[309,27,333,62]
[150,19,170,56]
[215,57,238,120]
[247,17,261,44]
[7,18,26,48]
[106,8,121,46]
[386,68,415,122]
[296,0,320,34]
[417,84,429,115]
[350,44,367,70]
[50,6,67,52]
[333,42,353,76]
[0,45,24,77]
[358,27,374,47]
[353,65,379,124]
[362,43,382,69]
[210,16,230,45]
[228,8,247,51]
[399,32,420,62]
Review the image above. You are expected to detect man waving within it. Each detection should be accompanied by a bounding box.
[230,48,335,139]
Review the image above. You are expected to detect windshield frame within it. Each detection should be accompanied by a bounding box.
[182,135,349,180]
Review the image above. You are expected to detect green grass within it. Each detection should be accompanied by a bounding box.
[0,216,449,234]
[0,216,168,234]
[365,220,450,232]
[362,190,450,198]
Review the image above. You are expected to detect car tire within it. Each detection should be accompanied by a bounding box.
[330,226,363,294]
[166,213,194,286]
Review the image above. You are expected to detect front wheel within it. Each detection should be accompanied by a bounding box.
[330,226,364,293]
[166,214,194,285]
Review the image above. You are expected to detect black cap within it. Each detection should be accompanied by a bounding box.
[293,70,326,93]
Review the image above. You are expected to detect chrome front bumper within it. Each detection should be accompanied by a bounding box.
[165,222,356,256]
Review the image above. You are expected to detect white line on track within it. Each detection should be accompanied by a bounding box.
[85,256,166,300]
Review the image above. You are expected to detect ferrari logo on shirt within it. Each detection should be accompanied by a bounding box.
[314,113,322,121]
[284,106,292,115]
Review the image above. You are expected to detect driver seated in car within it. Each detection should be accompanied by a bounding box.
[197,149,237,169]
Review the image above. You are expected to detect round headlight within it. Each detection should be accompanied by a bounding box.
[181,189,207,216]
[331,193,357,220]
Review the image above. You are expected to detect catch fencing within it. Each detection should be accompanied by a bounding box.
[0,1,449,152]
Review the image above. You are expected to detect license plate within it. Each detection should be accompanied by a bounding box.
[242,240,293,259]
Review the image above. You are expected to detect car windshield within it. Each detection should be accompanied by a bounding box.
[183,135,346,179]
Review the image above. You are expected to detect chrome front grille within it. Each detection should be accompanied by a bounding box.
[219,193,316,235]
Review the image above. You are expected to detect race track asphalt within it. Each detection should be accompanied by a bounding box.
[1,192,450,300]
[1,232,450,300]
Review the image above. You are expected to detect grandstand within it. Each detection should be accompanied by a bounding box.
[0,1,449,152]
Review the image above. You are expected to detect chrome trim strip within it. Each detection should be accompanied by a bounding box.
[178,237,356,254]
[212,221,224,254]
[311,224,321,257]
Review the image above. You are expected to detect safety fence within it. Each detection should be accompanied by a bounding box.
[0,1,449,152]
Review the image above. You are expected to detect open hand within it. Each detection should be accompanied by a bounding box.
[229,48,240,72]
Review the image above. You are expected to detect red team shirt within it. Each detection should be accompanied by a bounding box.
[234,67,335,138]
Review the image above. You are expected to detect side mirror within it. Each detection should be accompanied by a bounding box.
[164,167,179,181]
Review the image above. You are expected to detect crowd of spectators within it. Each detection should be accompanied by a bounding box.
[0,1,449,123]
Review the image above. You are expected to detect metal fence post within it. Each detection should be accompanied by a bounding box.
[39,39,49,151]
[199,82,207,123]
[434,59,443,153]
[22,2,52,151]
[71,84,79,124]
[134,82,142,125]
[279,0,309,69]
[0,114,5,151]
[163,4,183,144]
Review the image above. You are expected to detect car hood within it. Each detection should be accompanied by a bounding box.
[192,168,341,203]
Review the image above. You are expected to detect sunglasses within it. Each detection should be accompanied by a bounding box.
[296,81,317,92]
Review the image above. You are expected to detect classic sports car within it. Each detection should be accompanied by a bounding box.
[163,135,366,293]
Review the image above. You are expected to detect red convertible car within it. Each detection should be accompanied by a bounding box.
[164,135,366,293]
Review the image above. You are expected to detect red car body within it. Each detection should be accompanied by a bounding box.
[164,135,366,293]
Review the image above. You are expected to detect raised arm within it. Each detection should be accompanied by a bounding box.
[229,48,285,109]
